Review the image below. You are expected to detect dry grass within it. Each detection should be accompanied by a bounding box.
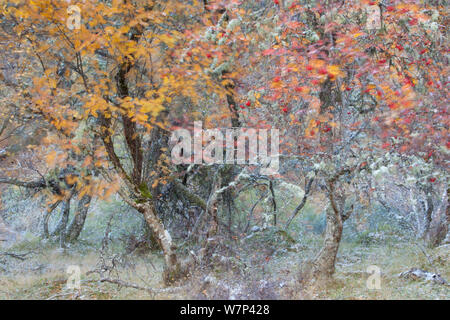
[265,242,450,300]
[0,239,448,300]
[0,246,171,299]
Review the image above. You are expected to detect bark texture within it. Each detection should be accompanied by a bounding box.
[303,168,355,282]
[66,195,92,243]
[138,202,183,284]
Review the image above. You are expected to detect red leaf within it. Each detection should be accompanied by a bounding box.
[318,68,328,75]
[409,18,418,26]
[262,48,276,56]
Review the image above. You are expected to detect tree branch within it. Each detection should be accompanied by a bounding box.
[285,176,315,230]
[0,177,46,189]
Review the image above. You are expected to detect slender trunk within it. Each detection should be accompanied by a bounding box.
[201,174,221,264]
[57,199,71,248]
[269,180,277,226]
[443,194,450,244]
[203,197,219,263]
[43,211,50,238]
[285,176,314,230]
[225,191,233,238]
[423,188,433,241]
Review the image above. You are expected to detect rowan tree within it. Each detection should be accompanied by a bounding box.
[218,0,448,281]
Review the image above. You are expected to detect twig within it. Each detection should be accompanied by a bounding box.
[285,176,315,230]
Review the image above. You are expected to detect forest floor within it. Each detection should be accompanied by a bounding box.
[1,234,449,300]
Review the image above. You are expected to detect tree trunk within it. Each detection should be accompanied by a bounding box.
[202,188,220,265]
[138,202,181,285]
[51,198,71,237]
[426,187,449,247]
[66,195,92,243]
[42,200,61,238]
[57,199,71,248]
[310,205,343,279]
[443,189,450,244]
[269,180,277,226]
[420,185,433,240]
[197,171,222,265]
[285,176,314,230]
[306,172,352,282]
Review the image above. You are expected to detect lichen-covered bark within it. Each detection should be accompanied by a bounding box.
[54,198,71,248]
[307,168,354,281]
[202,176,221,264]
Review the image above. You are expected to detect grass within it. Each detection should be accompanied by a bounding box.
[0,244,169,299]
[1,236,448,300]
[0,192,448,300]
[263,241,450,300]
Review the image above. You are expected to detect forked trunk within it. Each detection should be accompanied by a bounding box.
[66,195,92,243]
[51,199,69,236]
[306,174,352,282]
